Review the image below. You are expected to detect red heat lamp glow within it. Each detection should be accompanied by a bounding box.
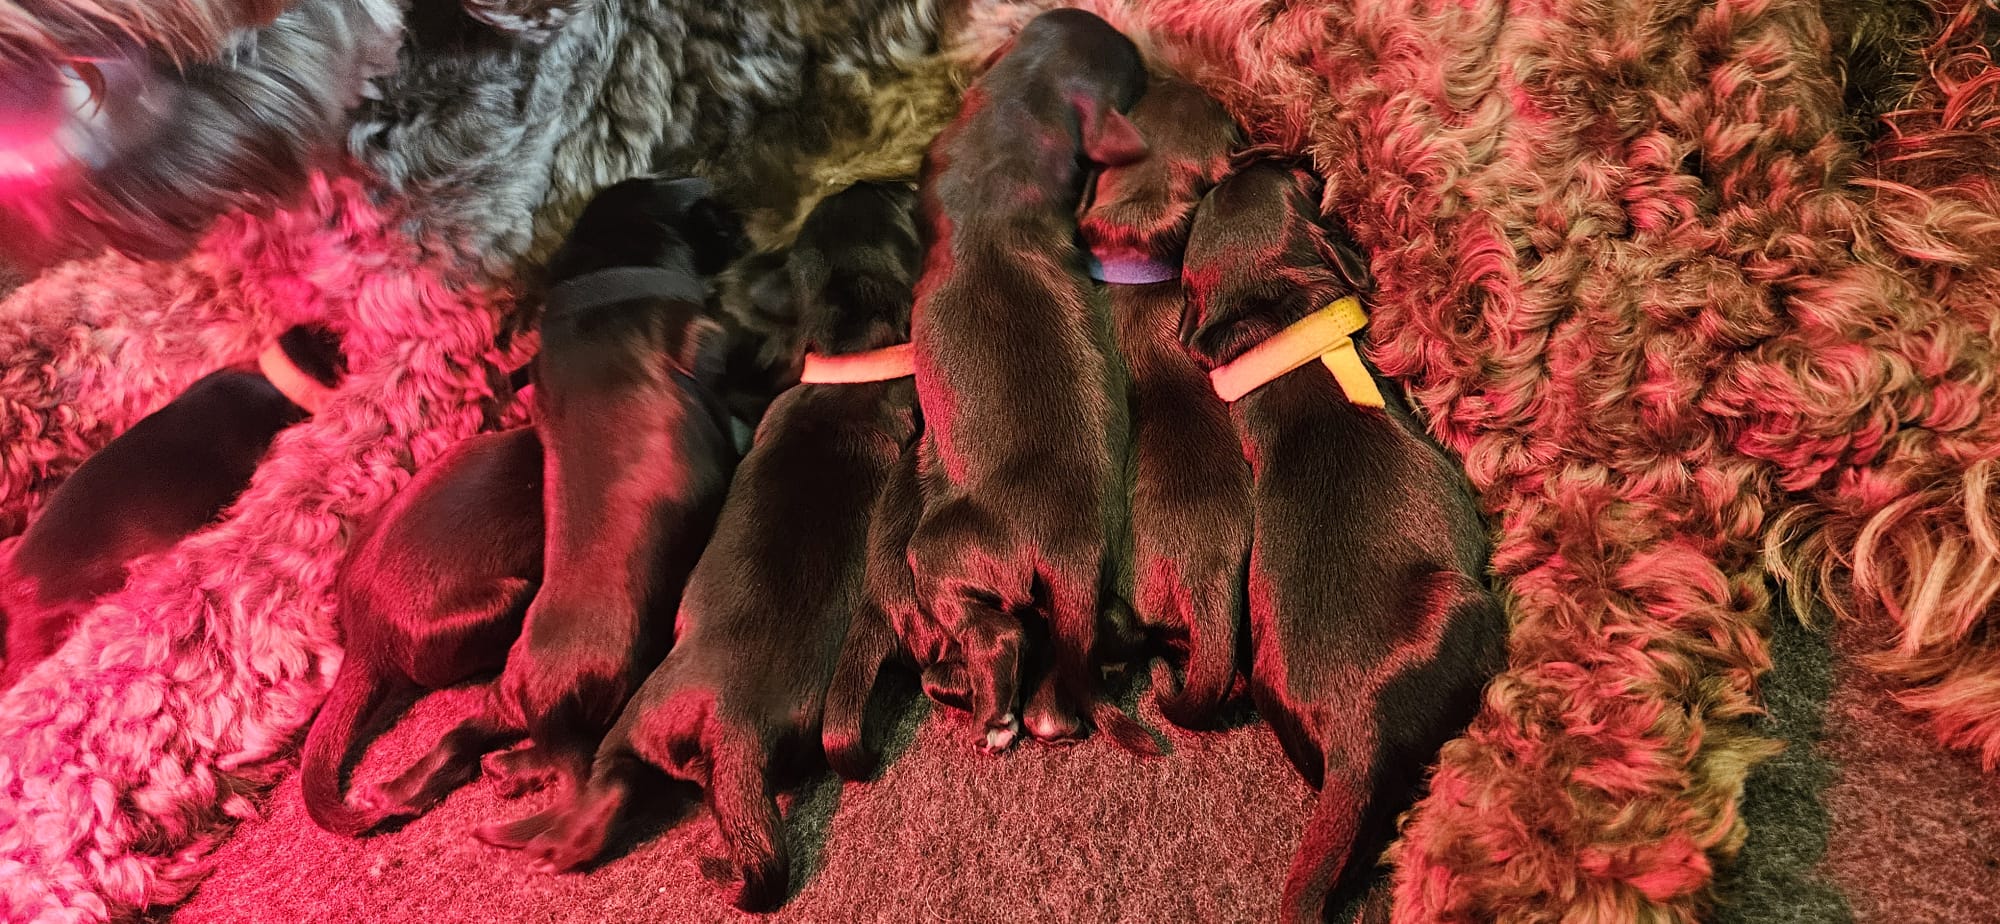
[0,61,106,192]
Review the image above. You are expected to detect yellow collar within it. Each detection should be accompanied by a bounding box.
[257,341,337,415]
[799,343,916,384]
[1208,296,1385,407]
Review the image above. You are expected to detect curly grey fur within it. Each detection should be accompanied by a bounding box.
[0,0,403,264]
[3,0,942,276]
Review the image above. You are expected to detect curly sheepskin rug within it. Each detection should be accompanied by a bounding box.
[2,0,1998,921]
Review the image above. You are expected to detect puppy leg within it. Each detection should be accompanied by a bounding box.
[702,734,788,912]
[1045,565,1159,756]
[918,660,972,711]
[930,589,1023,753]
[1020,614,1081,743]
[357,710,523,823]
[823,606,897,782]
[1022,666,1081,743]
[496,743,651,874]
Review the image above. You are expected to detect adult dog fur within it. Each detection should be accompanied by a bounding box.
[1180,160,1507,922]
[904,8,1152,753]
[481,180,923,912]
[357,175,744,824]
[298,425,544,836]
[1079,74,1247,730]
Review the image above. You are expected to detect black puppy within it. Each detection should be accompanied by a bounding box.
[481,182,923,912]
[359,175,746,825]
[1079,74,1247,729]
[1180,160,1508,922]
[300,425,544,836]
[0,325,343,686]
[904,8,1153,753]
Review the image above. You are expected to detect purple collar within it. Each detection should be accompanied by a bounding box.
[1086,251,1181,285]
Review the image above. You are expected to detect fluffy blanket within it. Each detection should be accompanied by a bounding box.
[3,0,1998,921]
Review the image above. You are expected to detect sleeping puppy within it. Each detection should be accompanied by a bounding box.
[904,8,1153,754]
[355,174,746,825]
[1079,74,1247,729]
[480,181,923,912]
[1180,159,1507,922]
[299,425,544,836]
[0,324,343,686]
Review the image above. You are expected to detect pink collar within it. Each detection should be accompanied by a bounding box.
[258,341,337,415]
[799,343,915,384]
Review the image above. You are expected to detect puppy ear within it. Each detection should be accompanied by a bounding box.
[1081,104,1149,167]
[275,324,348,388]
[684,196,748,277]
[1315,231,1374,293]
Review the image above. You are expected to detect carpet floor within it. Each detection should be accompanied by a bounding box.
[169,613,2000,924]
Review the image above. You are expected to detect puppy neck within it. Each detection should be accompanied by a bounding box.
[542,266,710,319]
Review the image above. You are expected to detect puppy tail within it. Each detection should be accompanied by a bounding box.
[822,607,896,781]
[707,735,788,912]
[300,661,401,837]
[1089,699,1162,757]
[1154,573,1244,730]
[1278,769,1370,924]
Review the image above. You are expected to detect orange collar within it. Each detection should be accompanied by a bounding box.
[799,343,916,384]
[1208,297,1385,408]
[258,341,337,415]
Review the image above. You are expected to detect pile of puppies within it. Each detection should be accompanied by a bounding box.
[0,10,1508,921]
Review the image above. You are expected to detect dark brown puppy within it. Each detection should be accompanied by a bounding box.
[481,181,923,912]
[821,433,963,783]
[358,175,745,825]
[0,324,343,686]
[904,8,1153,753]
[1180,160,1507,923]
[300,425,544,836]
[1079,74,1247,729]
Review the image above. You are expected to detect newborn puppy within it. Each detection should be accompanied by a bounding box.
[300,426,544,836]
[358,175,745,824]
[1181,160,1508,922]
[1079,74,1247,729]
[0,324,343,685]
[905,8,1153,753]
[481,181,923,912]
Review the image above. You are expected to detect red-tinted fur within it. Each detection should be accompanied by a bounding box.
[1079,74,1247,729]
[300,426,544,836]
[903,8,1155,753]
[1181,160,1507,922]
[481,182,922,912]
[359,176,744,825]
[0,325,342,686]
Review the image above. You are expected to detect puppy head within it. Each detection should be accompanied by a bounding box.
[984,9,1149,168]
[547,175,750,283]
[1079,75,1241,267]
[787,181,922,355]
[1181,158,1374,368]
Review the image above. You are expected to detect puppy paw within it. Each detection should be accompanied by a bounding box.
[1025,712,1083,744]
[526,833,600,875]
[483,747,555,798]
[347,784,407,827]
[978,713,1020,754]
